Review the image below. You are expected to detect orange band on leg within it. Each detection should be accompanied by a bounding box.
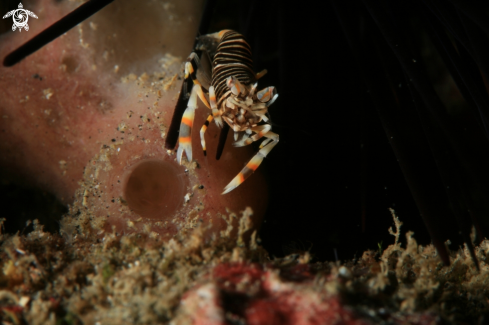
[182,117,193,127]
[179,136,191,143]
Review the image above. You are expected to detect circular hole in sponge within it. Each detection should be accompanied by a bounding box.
[124,160,186,219]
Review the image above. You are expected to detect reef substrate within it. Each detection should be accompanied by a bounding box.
[0,209,488,325]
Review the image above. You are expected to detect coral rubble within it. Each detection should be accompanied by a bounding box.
[1,209,488,324]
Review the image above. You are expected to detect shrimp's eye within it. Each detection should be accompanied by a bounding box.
[257,87,276,103]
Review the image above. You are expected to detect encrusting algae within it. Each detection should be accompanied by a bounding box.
[1,209,489,324]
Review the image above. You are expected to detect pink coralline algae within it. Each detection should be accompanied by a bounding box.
[179,262,372,325]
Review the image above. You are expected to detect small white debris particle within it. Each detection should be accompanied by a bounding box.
[338,266,352,278]
[19,296,30,307]
[43,88,53,100]
[127,220,136,229]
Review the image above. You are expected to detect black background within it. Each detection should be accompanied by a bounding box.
[207,0,446,262]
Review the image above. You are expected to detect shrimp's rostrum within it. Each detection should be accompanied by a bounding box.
[176,30,279,194]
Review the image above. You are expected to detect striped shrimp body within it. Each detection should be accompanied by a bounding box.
[176,30,279,194]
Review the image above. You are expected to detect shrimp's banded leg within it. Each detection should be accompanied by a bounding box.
[255,69,268,80]
[176,85,198,164]
[209,86,223,128]
[234,124,272,147]
[226,76,247,96]
[200,114,213,156]
[177,52,214,162]
[199,86,223,156]
[222,129,279,194]
[185,54,210,109]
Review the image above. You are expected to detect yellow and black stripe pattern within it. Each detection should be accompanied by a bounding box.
[212,30,256,106]
[200,114,213,155]
[177,29,280,194]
